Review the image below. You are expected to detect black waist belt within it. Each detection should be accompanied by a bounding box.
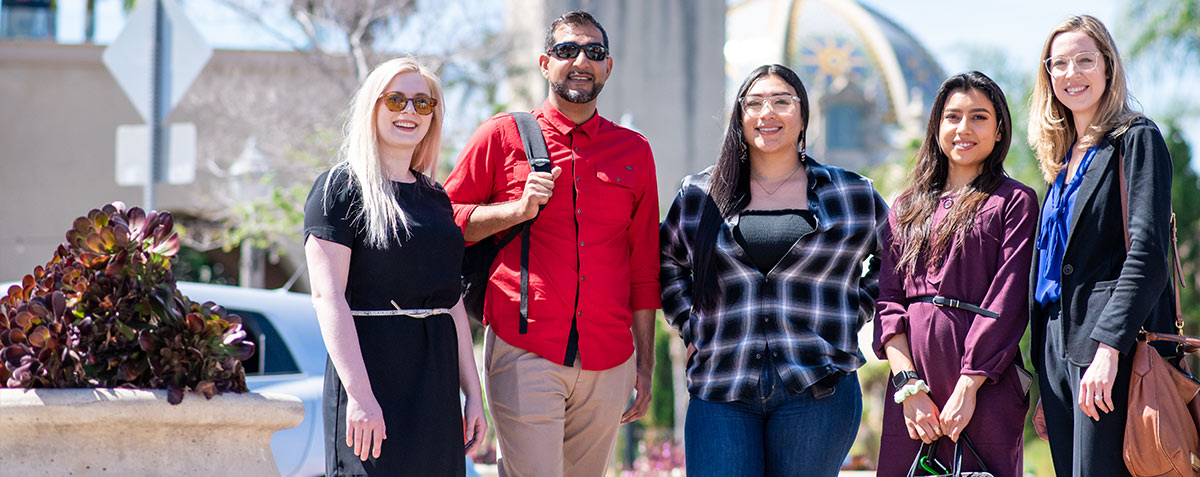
[910,296,999,318]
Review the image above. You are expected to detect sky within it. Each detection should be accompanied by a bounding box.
[41,0,1200,167]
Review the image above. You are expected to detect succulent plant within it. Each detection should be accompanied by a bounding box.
[0,202,254,404]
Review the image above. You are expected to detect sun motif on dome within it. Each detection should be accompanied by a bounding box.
[797,36,867,91]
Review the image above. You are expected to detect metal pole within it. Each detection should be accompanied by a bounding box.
[145,0,164,212]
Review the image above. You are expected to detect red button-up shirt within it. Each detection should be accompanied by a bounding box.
[444,101,662,371]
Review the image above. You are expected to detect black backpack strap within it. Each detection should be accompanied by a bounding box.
[512,112,551,170]
[510,112,551,334]
[519,223,532,333]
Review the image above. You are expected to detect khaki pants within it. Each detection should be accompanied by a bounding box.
[484,327,635,477]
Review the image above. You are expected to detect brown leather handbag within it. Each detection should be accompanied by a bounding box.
[1118,149,1200,476]
[1125,332,1200,476]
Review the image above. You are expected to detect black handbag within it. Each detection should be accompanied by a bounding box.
[460,112,551,329]
[907,433,994,477]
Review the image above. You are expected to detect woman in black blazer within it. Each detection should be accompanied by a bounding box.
[1027,15,1175,477]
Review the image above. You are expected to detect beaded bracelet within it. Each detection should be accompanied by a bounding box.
[893,379,931,404]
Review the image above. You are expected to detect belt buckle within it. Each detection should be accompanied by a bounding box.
[931,296,947,306]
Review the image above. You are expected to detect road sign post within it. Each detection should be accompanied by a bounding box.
[148,0,163,211]
[103,0,212,211]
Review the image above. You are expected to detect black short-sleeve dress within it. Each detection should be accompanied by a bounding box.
[303,167,466,477]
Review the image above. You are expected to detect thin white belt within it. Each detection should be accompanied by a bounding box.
[350,300,451,318]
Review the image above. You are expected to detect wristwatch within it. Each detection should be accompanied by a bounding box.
[891,370,920,388]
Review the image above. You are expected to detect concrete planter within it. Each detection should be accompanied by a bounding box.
[0,388,304,476]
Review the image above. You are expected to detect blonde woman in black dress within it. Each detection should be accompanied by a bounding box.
[304,58,486,476]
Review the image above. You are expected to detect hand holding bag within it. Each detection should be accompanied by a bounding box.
[906,433,994,477]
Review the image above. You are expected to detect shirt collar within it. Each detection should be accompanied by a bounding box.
[536,99,603,138]
[803,156,833,186]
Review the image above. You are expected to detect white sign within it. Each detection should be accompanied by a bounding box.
[115,123,197,185]
[102,0,212,123]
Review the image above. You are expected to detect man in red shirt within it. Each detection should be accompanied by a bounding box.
[443,10,660,477]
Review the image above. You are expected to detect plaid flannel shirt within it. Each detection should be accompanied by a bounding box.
[660,159,887,402]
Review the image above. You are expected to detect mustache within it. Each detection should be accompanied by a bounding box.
[566,69,594,80]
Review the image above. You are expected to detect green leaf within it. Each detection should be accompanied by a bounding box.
[115,321,136,341]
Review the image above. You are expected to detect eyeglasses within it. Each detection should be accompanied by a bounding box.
[1044,51,1103,76]
[378,92,438,115]
[739,94,802,115]
[547,42,609,61]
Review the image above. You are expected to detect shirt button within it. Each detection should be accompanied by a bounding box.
[573,147,579,151]
[755,353,762,359]
[576,209,582,214]
[1062,264,1074,276]
[577,310,583,316]
[772,352,779,357]
[943,198,954,209]
[579,241,585,246]
[575,176,581,181]
[763,317,770,323]
[580,276,586,282]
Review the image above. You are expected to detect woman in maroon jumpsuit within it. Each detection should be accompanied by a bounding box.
[873,71,1037,476]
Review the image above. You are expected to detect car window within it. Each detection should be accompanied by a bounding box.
[229,309,301,375]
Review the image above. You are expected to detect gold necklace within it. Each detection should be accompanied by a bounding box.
[752,164,802,195]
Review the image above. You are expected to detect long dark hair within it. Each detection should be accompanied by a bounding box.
[892,71,1013,279]
[708,64,811,218]
[693,64,810,313]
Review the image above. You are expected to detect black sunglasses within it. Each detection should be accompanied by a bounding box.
[547,42,609,61]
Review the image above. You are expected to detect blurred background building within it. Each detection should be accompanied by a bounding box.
[0,0,944,285]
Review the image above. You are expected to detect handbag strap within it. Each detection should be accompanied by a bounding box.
[906,434,990,476]
[1118,145,1186,335]
[1146,331,1200,352]
[907,439,941,477]
[952,433,990,475]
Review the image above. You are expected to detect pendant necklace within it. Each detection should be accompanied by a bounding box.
[752,164,802,195]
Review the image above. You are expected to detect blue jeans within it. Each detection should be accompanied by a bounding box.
[684,364,861,477]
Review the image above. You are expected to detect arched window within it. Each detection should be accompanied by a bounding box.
[826,103,864,150]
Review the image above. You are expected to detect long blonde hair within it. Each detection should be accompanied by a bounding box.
[327,57,445,248]
[1027,15,1141,183]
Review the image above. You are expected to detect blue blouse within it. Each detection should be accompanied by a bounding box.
[1035,146,1098,305]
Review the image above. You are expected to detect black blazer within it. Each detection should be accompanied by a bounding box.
[1030,116,1176,368]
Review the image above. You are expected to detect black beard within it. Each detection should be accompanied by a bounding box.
[550,78,605,104]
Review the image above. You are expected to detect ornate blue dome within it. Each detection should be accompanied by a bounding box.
[726,0,945,168]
